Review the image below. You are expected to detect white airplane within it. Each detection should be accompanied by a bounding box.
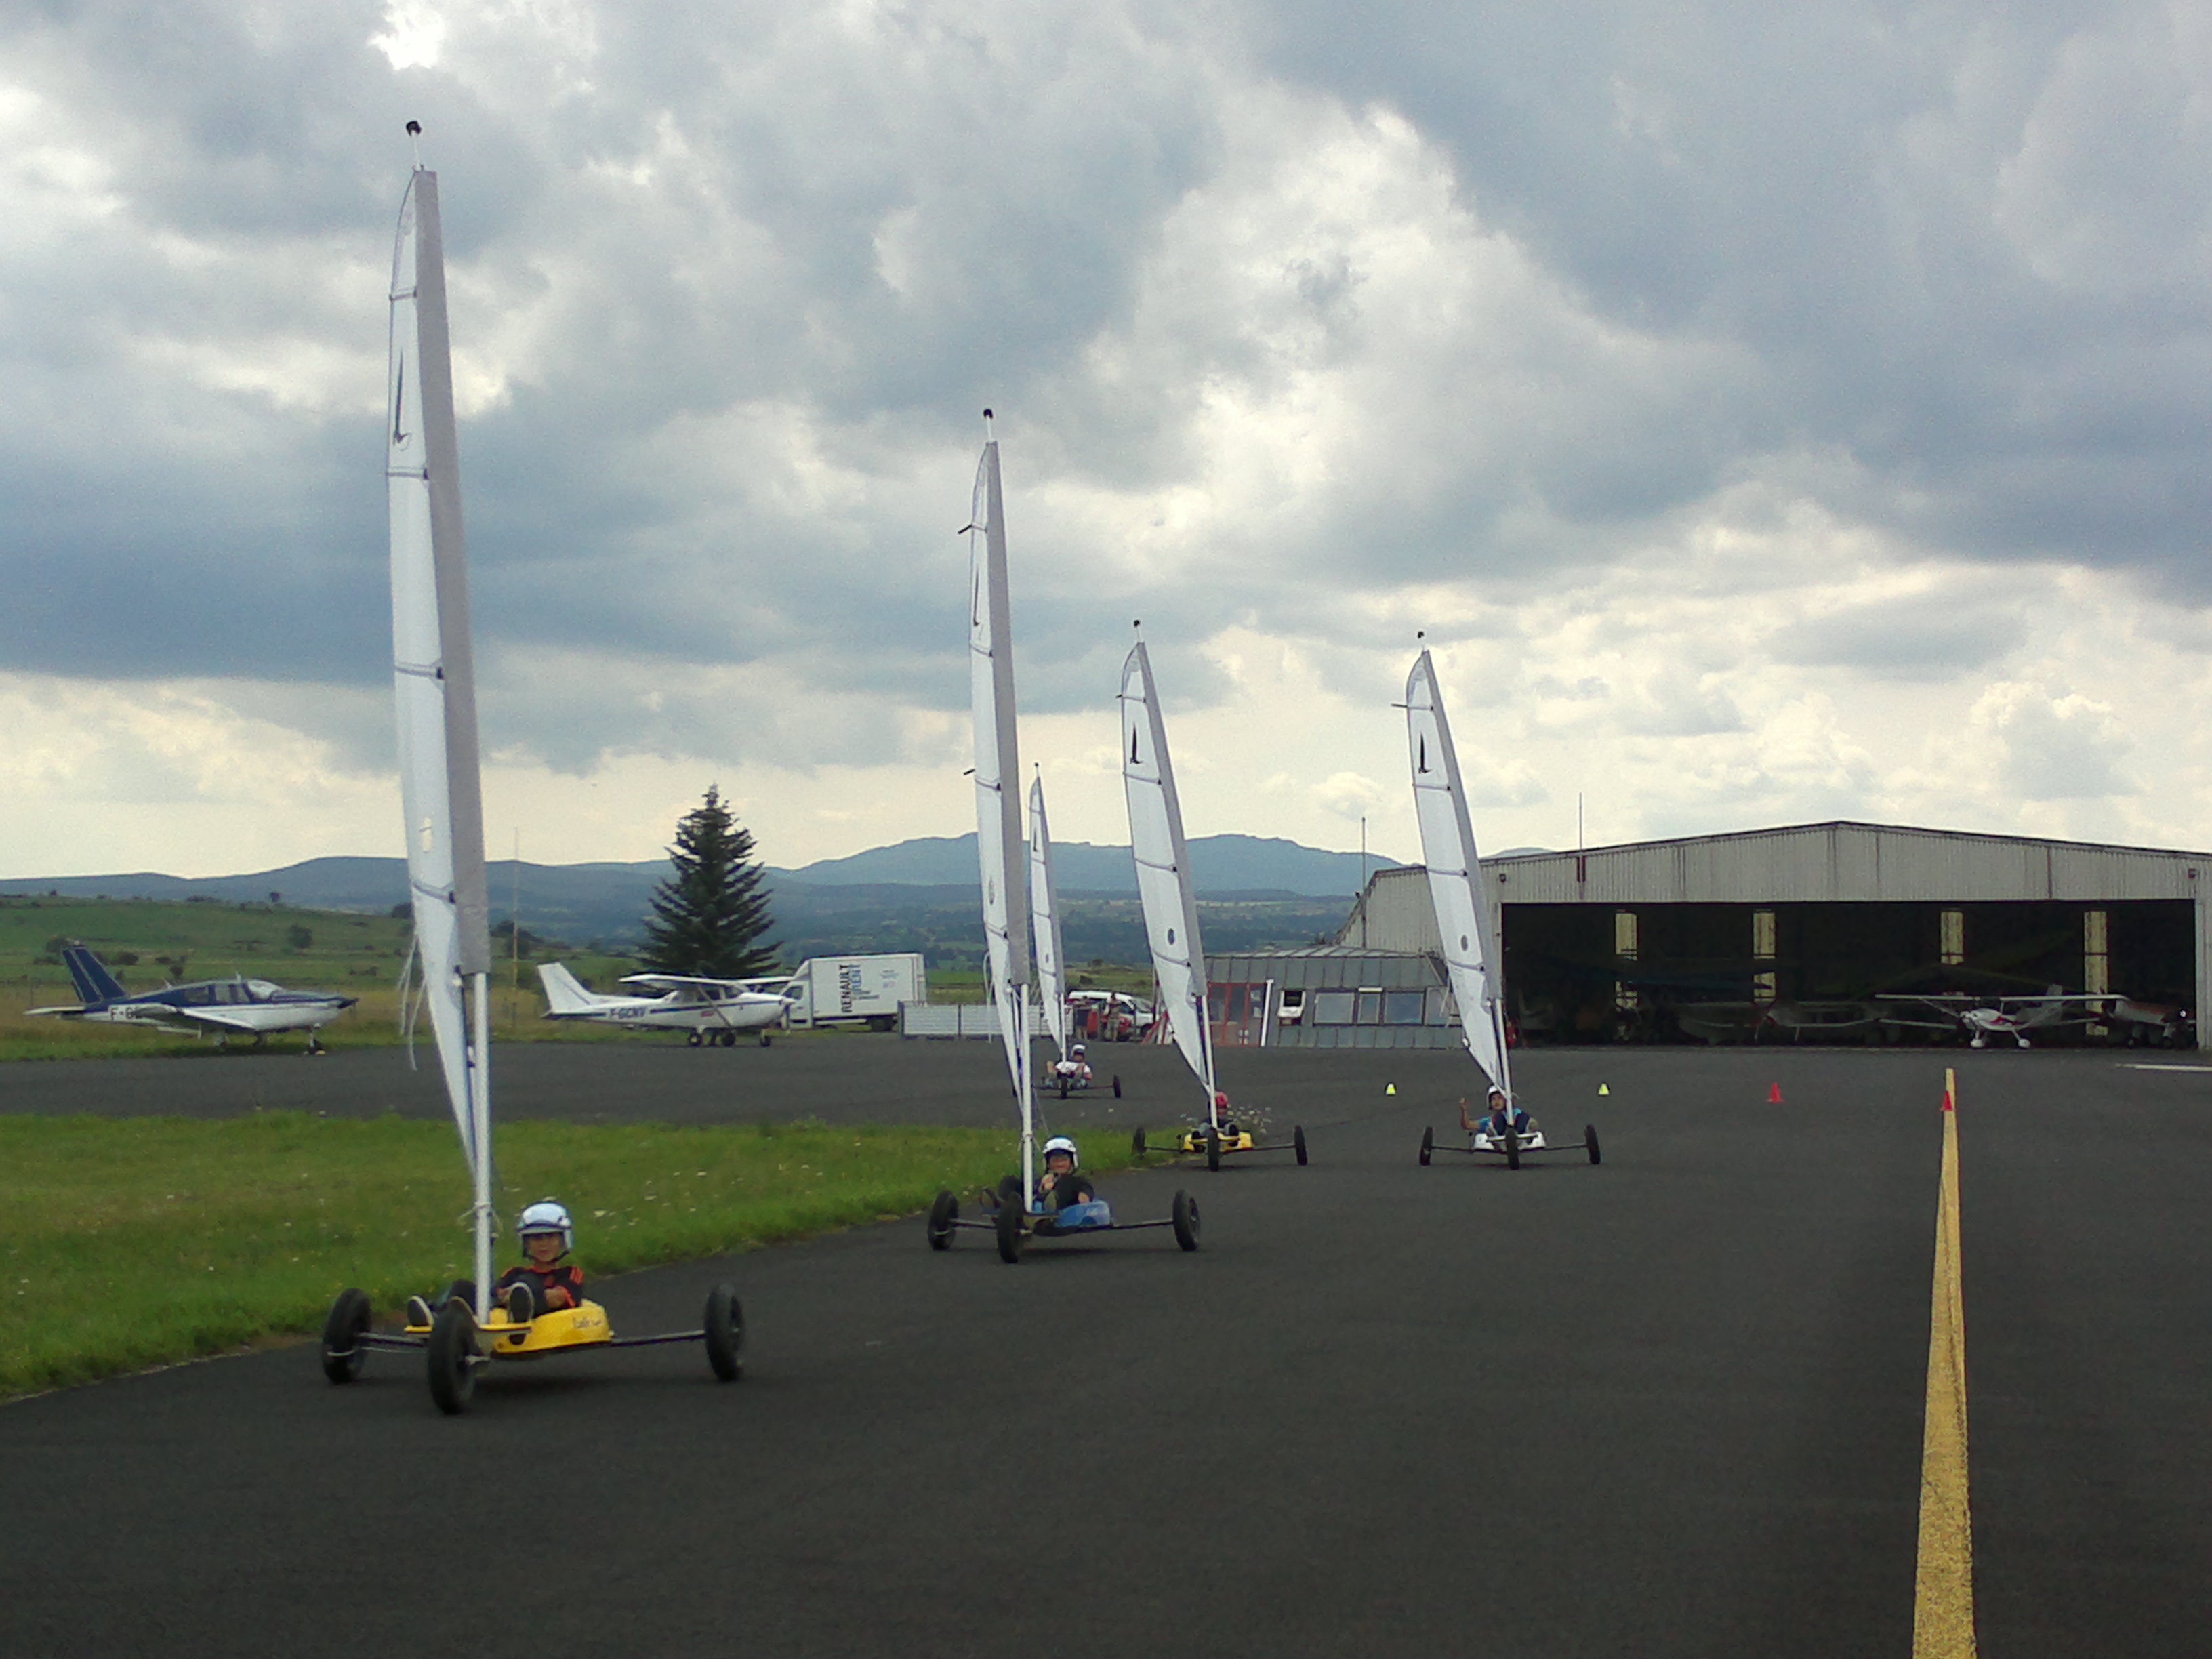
[1877,985,2114,1048]
[537,962,795,1047]
[29,944,355,1052]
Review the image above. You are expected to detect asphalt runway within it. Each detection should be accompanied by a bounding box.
[0,1045,2204,1656]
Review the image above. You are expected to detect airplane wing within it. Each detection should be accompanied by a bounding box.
[148,1006,274,1035]
[24,1004,88,1017]
[621,973,792,997]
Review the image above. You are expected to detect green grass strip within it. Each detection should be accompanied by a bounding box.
[0,1113,1136,1399]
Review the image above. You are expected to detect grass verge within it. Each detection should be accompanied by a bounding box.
[0,1113,1137,1399]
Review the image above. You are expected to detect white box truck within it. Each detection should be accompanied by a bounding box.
[784,954,928,1031]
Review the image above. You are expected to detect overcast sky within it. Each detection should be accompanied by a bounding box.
[3,0,2209,877]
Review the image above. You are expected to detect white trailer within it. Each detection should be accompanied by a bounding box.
[783,954,928,1031]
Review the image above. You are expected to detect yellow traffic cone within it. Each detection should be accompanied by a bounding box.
[1386,1082,1397,1095]
[1598,1083,1610,1096]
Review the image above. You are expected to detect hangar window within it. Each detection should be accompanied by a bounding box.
[1354,989,1383,1024]
[1752,910,1777,1002]
[1425,987,1452,1025]
[1613,912,1639,960]
[1383,990,1427,1025]
[1940,910,1965,966]
[1310,991,1355,1025]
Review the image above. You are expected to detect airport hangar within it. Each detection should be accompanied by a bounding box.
[1203,820,2211,1050]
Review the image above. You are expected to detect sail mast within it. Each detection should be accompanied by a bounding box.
[1404,649,1513,1103]
[388,133,496,1313]
[1119,634,1218,1123]
[967,413,1036,1195]
[1029,773,1068,1059]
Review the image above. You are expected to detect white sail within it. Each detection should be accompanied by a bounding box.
[967,426,1034,1187]
[1119,641,1217,1120]
[1028,774,1068,1057]
[1405,649,1512,1103]
[388,157,495,1310]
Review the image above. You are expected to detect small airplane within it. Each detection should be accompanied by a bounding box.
[1877,985,2115,1048]
[28,943,356,1051]
[536,962,795,1047]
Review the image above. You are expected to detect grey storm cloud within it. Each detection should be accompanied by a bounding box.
[1771,590,2028,680]
[3,0,2209,777]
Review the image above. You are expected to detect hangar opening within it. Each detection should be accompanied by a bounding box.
[1326,822,2208,1048]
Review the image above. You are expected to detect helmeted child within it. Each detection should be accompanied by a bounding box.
[407,1198,584,1327]
[1461,1086,1532,1143]
[495,1200,585,1320]
[1033,1135,1095,1210]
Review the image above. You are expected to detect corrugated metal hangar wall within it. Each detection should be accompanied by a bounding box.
[1315,821,2209,1049]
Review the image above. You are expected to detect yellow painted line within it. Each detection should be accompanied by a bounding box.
[1914,1066,1975,1656]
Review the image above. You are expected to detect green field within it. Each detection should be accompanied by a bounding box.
[0,1112,1142,1399]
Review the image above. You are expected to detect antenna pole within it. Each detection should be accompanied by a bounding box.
[406,119,423,171]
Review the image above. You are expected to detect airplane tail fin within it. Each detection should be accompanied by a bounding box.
[63,945,127,1008]
[536,962,608,1015]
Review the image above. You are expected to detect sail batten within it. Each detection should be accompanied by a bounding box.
[1404,650,1511,1102]
[389,159,494,1310]
[1120,643,1216,1115]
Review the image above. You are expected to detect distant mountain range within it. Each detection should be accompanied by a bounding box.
[1,834,1401,958]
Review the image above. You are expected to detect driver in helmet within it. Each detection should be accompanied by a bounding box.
[410,1200,585,1327]
[1211,1090,1236,1132]
[1033,1136,1094,1210]
[1461,1086,1530,1141]
[493,1200,585,1320]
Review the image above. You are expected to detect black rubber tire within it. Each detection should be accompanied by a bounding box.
[1502,1124,1521,1172]
[1132,1128,1148,1157]
[927,1189,959,1250]
[758,1031,772,1048]
[1171,1190,1200,1252]
[426,1300,479,1416]
[1418,1126,1433,1166]
[1057,1080,1069,1099]
[1585,1124,1602,1166]
[1111,1076,1122,1098]
[1293,1126,1308,1166]
[686,1030,703,1048]
[319,1287,371,1384]
[995,1201,1024,1265]
[1205,1127,1222,1172]
[703,1283,745,1382]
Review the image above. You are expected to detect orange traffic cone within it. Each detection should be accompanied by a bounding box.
[1767,1082,1784,1104]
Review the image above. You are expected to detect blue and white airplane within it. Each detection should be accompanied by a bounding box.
[29,944,356,1052]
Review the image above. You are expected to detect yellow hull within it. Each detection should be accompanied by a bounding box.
[405,1298,613,1358]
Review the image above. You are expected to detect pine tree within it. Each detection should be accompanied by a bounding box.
[638,786,778,977]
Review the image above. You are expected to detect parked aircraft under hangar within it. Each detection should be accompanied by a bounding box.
[1217,822,2206,1050]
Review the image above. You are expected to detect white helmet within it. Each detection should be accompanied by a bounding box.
[1071,1043,1086,1057]
[518,1199,573,1253]
[1041,1135,1079,1168]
